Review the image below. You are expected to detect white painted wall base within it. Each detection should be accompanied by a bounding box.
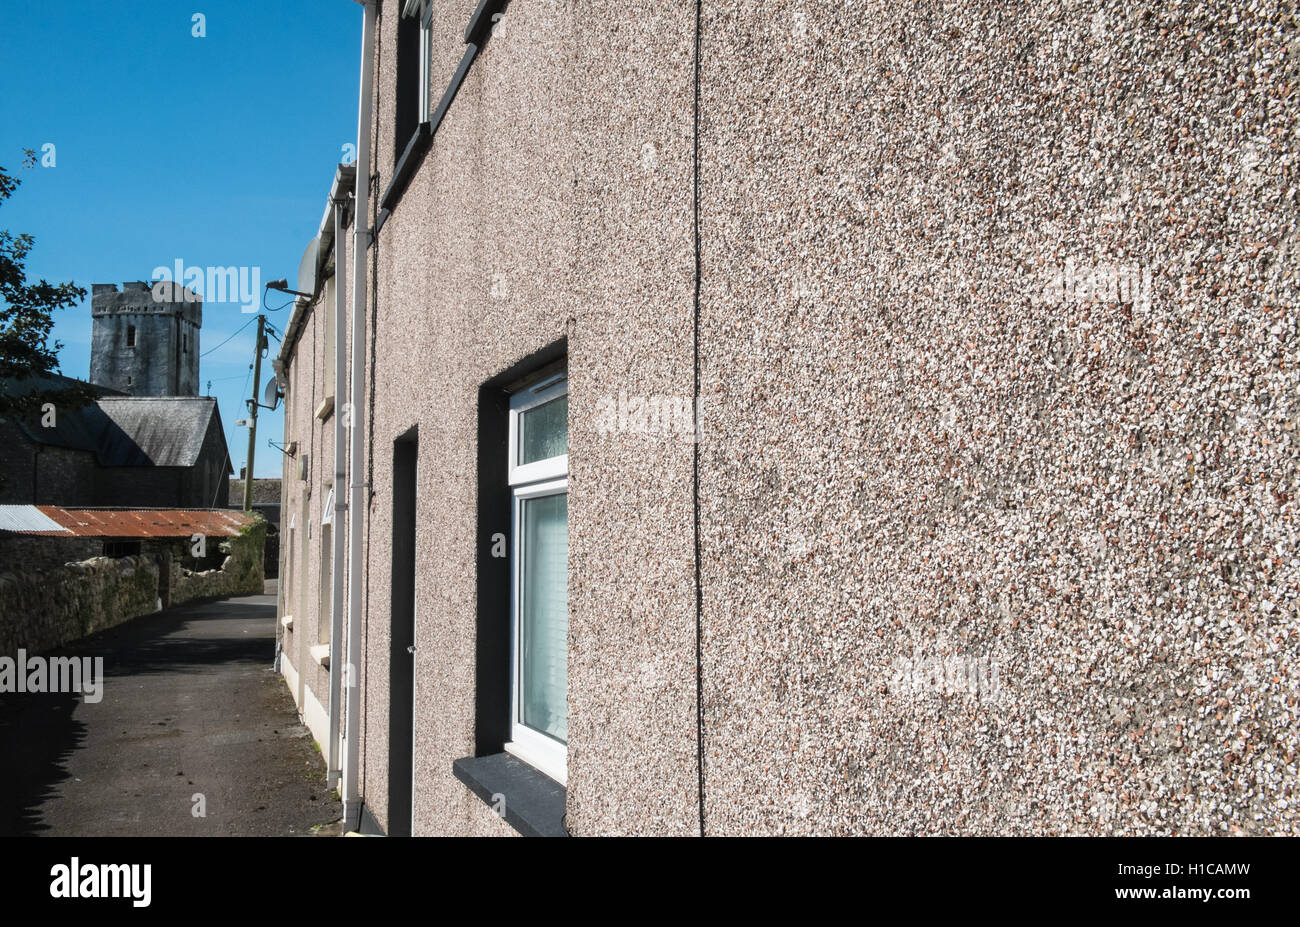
[301,681,330,756]
[281,653,301,709]
[280,652,332,758]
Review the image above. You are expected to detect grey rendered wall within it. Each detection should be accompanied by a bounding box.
[360,0,537,838]
[564,1,702,836]
[358,0,1298,836]
[356,0,705,837]
[279,290,340,727]
[695,0,1298,835]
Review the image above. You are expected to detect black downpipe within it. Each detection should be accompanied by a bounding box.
[692,0,707,839]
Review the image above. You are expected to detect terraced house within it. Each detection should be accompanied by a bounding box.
[274,0,1298,836]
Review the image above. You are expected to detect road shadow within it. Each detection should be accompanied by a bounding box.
[0,690,86,836]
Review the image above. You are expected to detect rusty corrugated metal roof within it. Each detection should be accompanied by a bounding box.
[0,506,252,538]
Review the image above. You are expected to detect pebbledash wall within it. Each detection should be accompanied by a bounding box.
[286,0,1295,835]
[276,260,346,760]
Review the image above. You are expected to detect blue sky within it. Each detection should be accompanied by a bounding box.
[0,1,360,478]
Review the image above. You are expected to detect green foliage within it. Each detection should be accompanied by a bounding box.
[0,149,97,421]
[225,513,269,593]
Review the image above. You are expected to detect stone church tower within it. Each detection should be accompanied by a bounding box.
[89,281,201,397]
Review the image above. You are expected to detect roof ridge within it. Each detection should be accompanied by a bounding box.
[98,395,215,401]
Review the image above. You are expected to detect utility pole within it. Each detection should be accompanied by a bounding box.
[243,314,266,513]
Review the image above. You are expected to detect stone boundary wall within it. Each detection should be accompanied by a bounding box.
[170,519,266,605]
[0,516,266,656]
[0,535,106,570]
[0,555,159,657]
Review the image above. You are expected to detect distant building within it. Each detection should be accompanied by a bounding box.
[0,373,232,508]
[0,278,231,507]
[90,281,200,397]
[228,478,282,526]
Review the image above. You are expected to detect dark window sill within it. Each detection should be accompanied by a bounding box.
[465,0,509,46]
[453,753,568,837]
[376,121,432,234]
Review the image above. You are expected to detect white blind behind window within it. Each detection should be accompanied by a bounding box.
[521,491,568,743]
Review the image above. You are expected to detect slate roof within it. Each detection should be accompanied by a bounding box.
[94,398,223,467]
[0,371,122,402]
[13,398,114,457]
[0,374,120,454]
[6,384,228,470]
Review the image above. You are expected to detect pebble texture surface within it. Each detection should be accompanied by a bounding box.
[343,0,1296,834]
[361,0,703,836]
[698,0,1298,834]
[362,0,577,837]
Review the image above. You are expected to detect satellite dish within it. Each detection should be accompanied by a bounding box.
[263,375,282,411]
[297,235,320,298]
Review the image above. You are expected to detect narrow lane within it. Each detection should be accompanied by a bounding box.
[0,582,341,836]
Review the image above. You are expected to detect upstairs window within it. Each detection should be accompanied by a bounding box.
[395,0,433,161]
[126,325,136,348]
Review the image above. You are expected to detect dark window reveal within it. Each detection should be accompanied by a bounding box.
[394,10,421,162]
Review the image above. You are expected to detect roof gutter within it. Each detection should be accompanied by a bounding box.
[273,164,357,383]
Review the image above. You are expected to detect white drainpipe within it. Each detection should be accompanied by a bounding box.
[342,0,375,833]
[327,185,348,791]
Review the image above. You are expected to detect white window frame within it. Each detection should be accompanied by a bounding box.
[507,373,568,486]
[504,372,568,784]
[404,0,433,124]
[419,3,432,123]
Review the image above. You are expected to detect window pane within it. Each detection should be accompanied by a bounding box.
[518,395,568,465]
[521,492,567,743]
